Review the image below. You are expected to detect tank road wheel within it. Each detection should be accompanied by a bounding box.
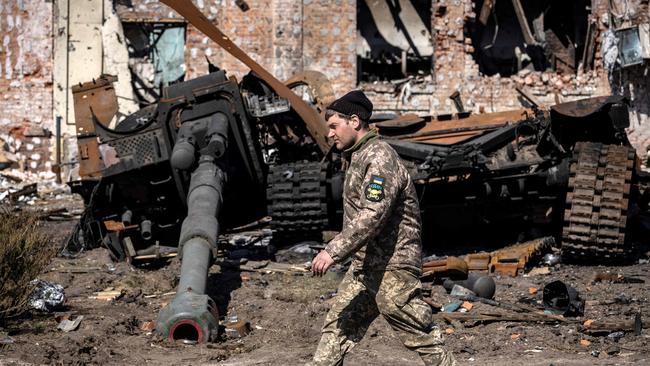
[562,141,636,262]
[285,71,336,115]
[267,162,329,242]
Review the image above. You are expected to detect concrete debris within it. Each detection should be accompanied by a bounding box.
[602,29,620,75]
[139,321,155,332]
[449,284,476,298]
[56,315,83,332]
[608,331,625,340]
[461,301,473,312]
[0,167,73,209]
[224,318,252,338]
[289,242,319,255]
[527,267,551,276]
[0,139,19,169]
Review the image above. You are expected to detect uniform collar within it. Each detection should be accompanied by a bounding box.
[344,127,379,155]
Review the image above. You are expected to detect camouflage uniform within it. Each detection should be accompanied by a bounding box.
[311,130,455,366]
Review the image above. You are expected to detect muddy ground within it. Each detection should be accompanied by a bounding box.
[1,210,650,366]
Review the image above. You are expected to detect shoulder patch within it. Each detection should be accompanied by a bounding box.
[365,175,385,202]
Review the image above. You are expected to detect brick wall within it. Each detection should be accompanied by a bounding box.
[364,0,611,116]
[120,0,355,91]
[3,0,650,173]
[0,0,53,171]
[301,0,356,93]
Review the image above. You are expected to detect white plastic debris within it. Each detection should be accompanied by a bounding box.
[602,30,619,75]
[28,279,65,312]
[57,315,84,332]
[290,242,318,255]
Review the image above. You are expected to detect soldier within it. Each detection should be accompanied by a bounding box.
[310,90,455,366]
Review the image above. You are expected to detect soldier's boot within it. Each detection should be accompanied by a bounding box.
[376,270,456,366]
[308,332,354,366]
[419,346,457,366]
[309,268,378,366]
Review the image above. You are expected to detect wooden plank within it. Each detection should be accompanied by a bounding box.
[123,237,137,258]
[545,29,576,73]
[511,0,536,45]
[581,18,597,71]
[479,0,494,25]
[515,87,545,108]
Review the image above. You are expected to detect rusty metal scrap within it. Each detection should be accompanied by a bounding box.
[160,0,330,153]
[103,220,138,233]
[424,237,554,278]
[487,237,554,277]
[550,95,623,118]
[390,108,534,145]
[422,256,468,279]
[374,114,425,131]
[449,90,465,114]
[71,75,119,178]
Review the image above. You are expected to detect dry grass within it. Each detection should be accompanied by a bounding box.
[0,211,55,318]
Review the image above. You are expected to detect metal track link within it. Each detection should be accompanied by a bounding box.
[562,142,636,261]
[267,161,329,239]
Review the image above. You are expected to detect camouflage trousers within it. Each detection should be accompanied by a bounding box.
[310,268,456,366]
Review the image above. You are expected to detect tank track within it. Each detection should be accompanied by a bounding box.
[266,161,329,240]
[562,141,636,262]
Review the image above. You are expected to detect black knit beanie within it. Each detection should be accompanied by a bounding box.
[327,90,373,121]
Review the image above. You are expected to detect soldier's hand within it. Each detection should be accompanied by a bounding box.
[311,250,334,277]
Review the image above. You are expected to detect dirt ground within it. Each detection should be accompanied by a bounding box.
[1,210,650,366]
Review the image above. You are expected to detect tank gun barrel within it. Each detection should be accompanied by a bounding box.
[156,113,230,343]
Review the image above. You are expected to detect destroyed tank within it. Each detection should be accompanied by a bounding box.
[69,0,642,267]
[67,0,644,344]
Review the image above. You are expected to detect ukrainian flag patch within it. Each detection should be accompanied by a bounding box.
[365,175,385,202]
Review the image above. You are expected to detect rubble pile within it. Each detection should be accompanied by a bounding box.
[0,167,71,208]
[0,210,56,318]
[511,69,601,98]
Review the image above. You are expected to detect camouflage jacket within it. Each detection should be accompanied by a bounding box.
[324,130,422,274]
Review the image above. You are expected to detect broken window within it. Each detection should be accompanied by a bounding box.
[357,0,433,82]
[122,21,187,106]
[466,0,590,76]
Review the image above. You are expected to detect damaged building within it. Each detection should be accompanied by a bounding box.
[2,1,650,361]
[1,0,650,178]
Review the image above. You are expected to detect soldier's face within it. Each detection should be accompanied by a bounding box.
[326,113,359,150]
